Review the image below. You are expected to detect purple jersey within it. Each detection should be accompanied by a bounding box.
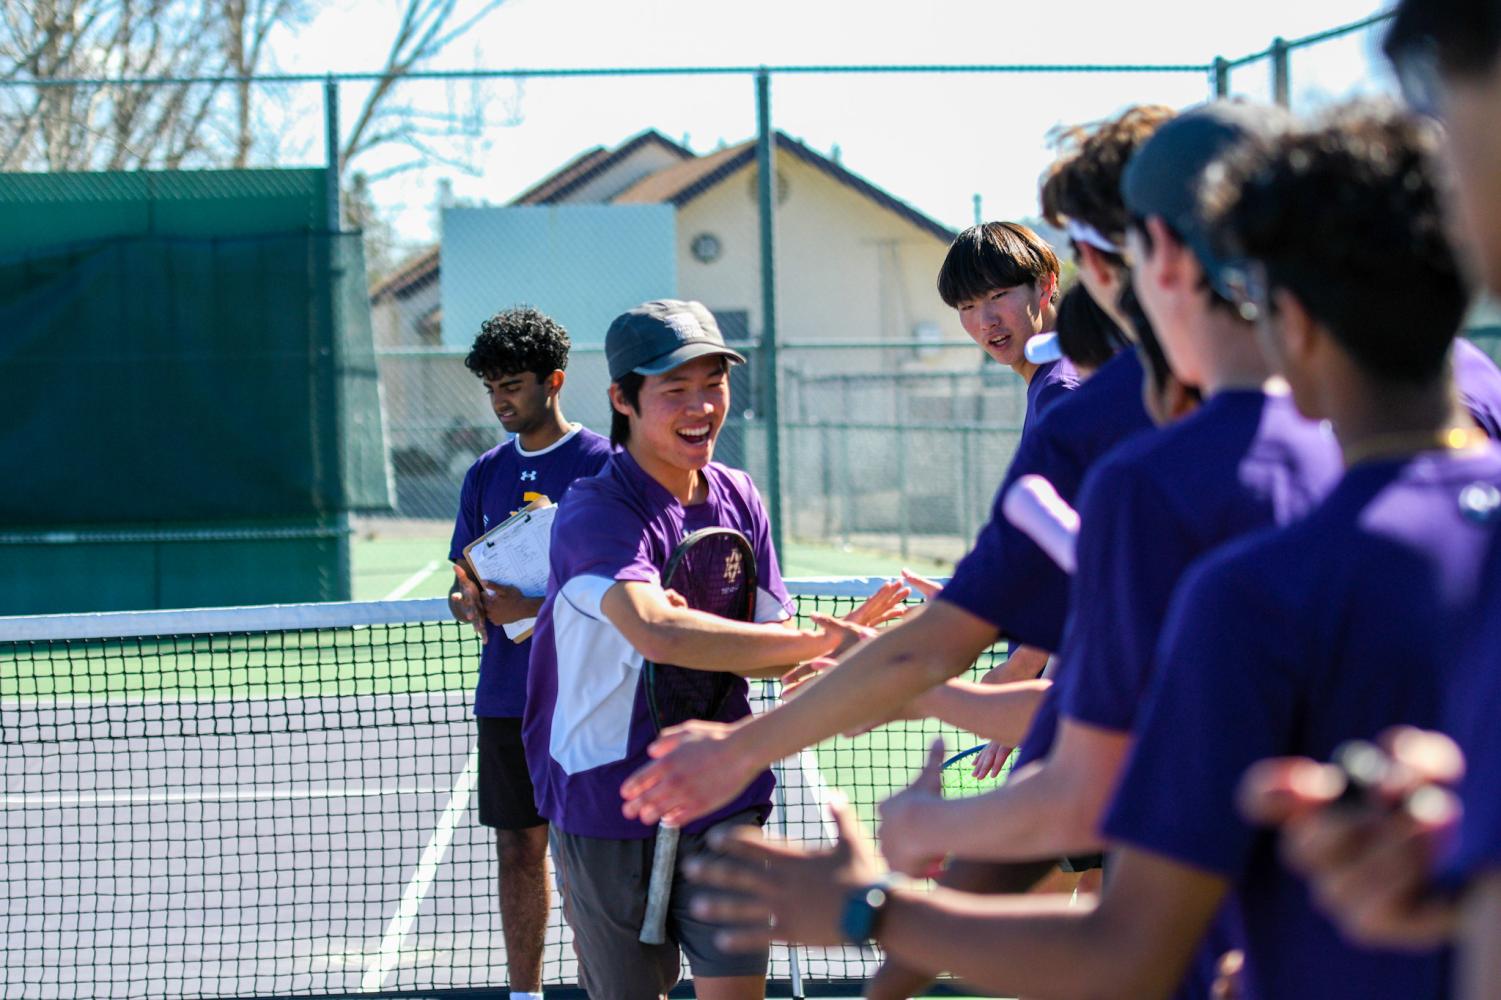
[1455,337,1501,439]
[941,348,1152,651]
[522,449,793,839]
[1056,390,1341,733]
[448,425,612,718]
[1440,530,1501,885]
[1106,445,1501,1000]
[1021,356,1082,439]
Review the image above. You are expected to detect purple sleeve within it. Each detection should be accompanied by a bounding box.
[1056,458,1201,732]
[1455,338,1501,440]
[1441,552,1501,883]
[448,465,480,564]
[552,488,661,587]
[940,431,1072,650]
[1103,552,1298,875]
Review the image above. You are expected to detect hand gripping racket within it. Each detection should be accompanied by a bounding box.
[638,527,759,945]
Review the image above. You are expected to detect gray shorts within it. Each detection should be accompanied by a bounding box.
[549,810,769,999]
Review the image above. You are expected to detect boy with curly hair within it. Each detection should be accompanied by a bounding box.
[447,305,612,1000]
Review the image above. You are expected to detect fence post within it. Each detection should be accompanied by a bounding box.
[1213,56,1230,99]
[1271,37,1291,107]
[755,68,785,560]
[323,74,353,600]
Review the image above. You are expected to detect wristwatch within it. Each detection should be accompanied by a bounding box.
[839,880,892,945]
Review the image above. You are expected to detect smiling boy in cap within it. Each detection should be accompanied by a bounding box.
[521,299,893,1000]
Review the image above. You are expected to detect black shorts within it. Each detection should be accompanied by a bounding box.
[475,716,545,831]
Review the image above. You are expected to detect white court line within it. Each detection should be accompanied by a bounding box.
[361,745,478,992]
[5,785,455,807]
[384,560,442,601]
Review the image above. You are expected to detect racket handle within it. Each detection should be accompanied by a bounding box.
[639,824,680,945]
[1003,474,1080,574]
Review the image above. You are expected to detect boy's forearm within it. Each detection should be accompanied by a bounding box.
[730,602,995,769]
[917,679,1049,745]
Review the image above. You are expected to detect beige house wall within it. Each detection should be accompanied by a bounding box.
[674,149,976,374]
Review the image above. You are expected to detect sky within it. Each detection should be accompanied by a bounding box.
[264,0,1397,257]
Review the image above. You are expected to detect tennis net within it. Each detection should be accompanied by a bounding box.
[1,580,1011,998]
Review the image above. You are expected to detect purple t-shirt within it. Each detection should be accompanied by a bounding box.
[1021,356,1082,439]
[1455,337,1501,439]
[1106,445,1501,1000]
[1056,390,1341,733]
[448,425,612,718]
[941,348,1152,651]
[1440,530,1501,885]
[522,449,793,839]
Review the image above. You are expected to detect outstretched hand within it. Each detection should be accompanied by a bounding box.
[620,719,760,828]
[684,792,885,951]
[808,612,877,657]
[900,568,943,601]
[844,579,912,629]
[878,739,950,878]
[1237,726,1463,949]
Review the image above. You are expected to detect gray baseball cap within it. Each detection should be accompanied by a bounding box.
[605,299,747,381]
[1121,100,1291,300]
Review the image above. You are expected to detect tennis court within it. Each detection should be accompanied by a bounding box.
[1,582,1007,998]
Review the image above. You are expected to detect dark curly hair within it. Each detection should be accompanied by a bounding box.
[464,306,571,380]
[1041,105,1176,252]
[1202,100,1468,384]
[937,221,1059,308]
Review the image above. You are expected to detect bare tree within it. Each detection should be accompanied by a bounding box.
[339,0,514,184]
[1,0,513,179]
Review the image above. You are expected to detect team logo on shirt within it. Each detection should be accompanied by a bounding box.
[724,548,743,584]
[520,470,538,482]
[1460,481,1501,523]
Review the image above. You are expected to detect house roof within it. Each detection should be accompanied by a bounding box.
[511,129,694,206]
[369,129,956,301]
[369,245,438,301]
[613,131,957,244]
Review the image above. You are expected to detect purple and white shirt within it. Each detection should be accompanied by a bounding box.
[449,425,612,718]
[523,449,792,839]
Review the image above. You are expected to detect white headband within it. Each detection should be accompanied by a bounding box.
[1065,218,1121,255]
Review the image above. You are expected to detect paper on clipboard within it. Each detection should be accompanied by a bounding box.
[463,497,556,642]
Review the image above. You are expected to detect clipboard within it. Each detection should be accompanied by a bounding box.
[462,496,556,643]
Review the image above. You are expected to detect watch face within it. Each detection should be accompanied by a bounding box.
[691,232,722,264]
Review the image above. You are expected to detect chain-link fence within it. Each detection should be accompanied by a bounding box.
[5,11,1407,573]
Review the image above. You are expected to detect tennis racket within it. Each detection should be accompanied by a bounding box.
[638,526,759,945]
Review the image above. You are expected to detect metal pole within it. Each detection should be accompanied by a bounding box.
[324,75,352,600]
[1271,37,1291,108]
[324,76,341,230]
[1213,56,1230,98]
[756,69,785,560]
[972,193,982,226]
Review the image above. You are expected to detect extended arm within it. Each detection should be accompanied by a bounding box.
[879,717,1131,874]
[601,580,843,673]
[620,597,999,826]
[910,677,1049,745]
[686,798,1227,1000]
